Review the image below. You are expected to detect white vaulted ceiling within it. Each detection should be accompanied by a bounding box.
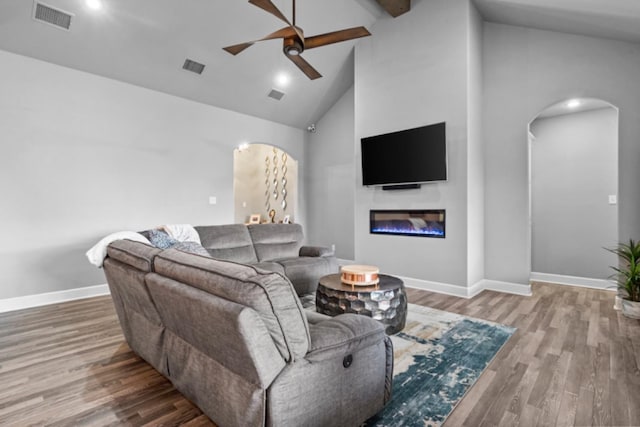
[0,0,639,129]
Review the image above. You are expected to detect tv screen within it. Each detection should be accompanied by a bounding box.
[361,122,447,186]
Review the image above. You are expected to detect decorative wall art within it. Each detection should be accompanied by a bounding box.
[263,147,288,221]
[233,143,297,225]
[265,155,271,215]
[281,152,288,211]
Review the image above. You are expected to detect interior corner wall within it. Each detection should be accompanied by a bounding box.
[306,86,355,259]
[483,23,640,284]
[0,49,306,300]
[354,0,470,287]
[466,2,484,286]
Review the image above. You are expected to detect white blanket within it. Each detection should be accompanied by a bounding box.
[86,231,151,268]
[163,224,201,244]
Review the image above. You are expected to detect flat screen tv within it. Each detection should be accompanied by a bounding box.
[361,121,447,187]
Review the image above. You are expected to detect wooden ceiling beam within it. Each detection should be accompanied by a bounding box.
[376,0,410,18]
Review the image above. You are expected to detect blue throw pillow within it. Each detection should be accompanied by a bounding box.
[142,229,179,249]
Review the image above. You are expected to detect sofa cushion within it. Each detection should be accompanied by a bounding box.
[106,239,162,272]
[278,256,338,296]
[195,224,258,264]
[248,224,303,262]
[253,261,285,276]
[153,248,310,362]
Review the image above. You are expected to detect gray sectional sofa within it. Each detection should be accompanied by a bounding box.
[102,225,393,427]
[195,223,337,296]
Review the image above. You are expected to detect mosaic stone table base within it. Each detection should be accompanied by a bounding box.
[316,273,407,334]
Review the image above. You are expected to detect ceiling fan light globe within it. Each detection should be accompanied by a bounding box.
[283,38,304,56]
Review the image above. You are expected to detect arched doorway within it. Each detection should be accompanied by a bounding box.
[528,98,618,286]
[233,143,298,224]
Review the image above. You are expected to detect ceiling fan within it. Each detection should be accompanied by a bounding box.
[223,0,371,80]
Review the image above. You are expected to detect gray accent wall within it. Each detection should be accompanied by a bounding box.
[467,3,485,286]
[530,107,618,279]
[483,23,640,285]
[354,0,484,288]
[0,49,306,300]
[306,86,355,259]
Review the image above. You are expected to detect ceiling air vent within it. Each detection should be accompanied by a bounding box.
[182,59,206,75]
[33,2,73,30]
[268,89,285,101]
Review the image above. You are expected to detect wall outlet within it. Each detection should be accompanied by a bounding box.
[209,196,217,205]
[331,244,336,252]
[242,201,247,208]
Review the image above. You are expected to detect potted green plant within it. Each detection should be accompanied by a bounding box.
[607,239,640,319]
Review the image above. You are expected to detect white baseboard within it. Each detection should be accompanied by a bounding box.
[530,272,615,291]
[0,284,110,314]
[470,279,533,297]
[399,275,471,298]
[400,275,532,299]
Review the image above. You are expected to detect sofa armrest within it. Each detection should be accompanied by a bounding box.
[299,245,334,258]
[305,314,385,362]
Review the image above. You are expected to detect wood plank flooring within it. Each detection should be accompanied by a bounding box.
[0,282,638,426]
[409,282,640,427]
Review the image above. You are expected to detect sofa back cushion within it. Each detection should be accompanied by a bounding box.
[107,239,162,272]
[105,240,164,324]
[195,224,258,264]
[153,248,310,361]
[248,224,303,262]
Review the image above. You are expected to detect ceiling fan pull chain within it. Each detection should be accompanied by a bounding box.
[292,0,296,26]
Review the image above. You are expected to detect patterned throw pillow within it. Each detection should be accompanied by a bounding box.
[140,229,179,249]
[172,241,211,257]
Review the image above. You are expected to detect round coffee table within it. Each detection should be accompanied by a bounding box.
[316,273,407,334]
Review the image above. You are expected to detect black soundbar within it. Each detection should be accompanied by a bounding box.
[382,183,421,191]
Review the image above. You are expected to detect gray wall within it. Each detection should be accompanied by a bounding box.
[466,3,485,286]
[483,23,640,285]
[306,86,355,259]
[0,49,306,300]
[530,107,618,279]
[354,0,480,288]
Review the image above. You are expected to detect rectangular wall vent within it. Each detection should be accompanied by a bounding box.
[33,2,73,30]
[182,59,206,75]
[268,89,285,101]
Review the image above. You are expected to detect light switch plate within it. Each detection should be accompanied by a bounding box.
[209,196,217,205]
[608,195,617,205]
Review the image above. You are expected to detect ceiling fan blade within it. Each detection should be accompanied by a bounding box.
[249,0,292,25]
[304,26,371,50]
[223,27,297,55]
[248,0,304,42]
[285,54,322,80]
[223,42,254,55]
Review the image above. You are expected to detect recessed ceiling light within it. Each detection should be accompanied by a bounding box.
[275,73,289,87]
[567,99,581,109]
[86,0,102,11]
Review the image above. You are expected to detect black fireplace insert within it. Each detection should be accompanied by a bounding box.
[370,209,445,238]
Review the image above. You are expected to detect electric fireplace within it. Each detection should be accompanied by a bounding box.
[370,210,445,238]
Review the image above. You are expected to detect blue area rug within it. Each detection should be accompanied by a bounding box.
[366,304,516,427]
